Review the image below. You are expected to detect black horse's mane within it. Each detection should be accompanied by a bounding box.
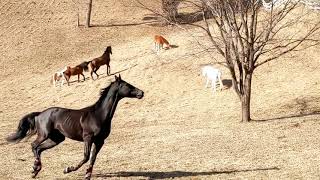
[94,81,117,108]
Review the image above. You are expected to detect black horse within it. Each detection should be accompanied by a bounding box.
[6,75,144,179]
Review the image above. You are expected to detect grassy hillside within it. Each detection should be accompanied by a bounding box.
[0,0,320,179]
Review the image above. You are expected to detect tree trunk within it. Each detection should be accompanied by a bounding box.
[77,11,79,27]
[162,0,179,23]
[241,73,252,122]
[86,0,93,28]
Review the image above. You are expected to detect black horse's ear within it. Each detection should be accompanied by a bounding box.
[115,75,118,81]
[118,74,121,80]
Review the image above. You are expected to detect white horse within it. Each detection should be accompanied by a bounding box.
[201,65,223,93]
[261,0,288,10]
[51,66,68,87]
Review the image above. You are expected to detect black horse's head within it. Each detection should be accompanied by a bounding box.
[114,75,144,99]
[105,46,112,55]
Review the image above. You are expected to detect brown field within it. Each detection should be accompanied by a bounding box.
[1,0,320,179]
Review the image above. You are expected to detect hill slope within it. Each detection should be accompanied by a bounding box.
[0,0,320,179]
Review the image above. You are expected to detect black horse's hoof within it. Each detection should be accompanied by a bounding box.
[85,173,91,180]
[32,165,39,172]
[31,171,39,178]
[32,164,41,177]
[64,167,72,174]
[64,166,75,174]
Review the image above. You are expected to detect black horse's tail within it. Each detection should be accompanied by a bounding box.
[6,112,41,143]
[79,61,90,72]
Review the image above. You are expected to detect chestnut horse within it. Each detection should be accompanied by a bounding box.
[6,75,144,179]
[86,46,112,80]
[154,35,171,54]
[63,62,89,86]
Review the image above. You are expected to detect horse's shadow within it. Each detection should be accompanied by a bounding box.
[251,111,320,122]
[89,21,158,28]
[93,167,279,179]
[252,95,320,122]
[141,10,214,26]
[170,45,179,48]
[161,45,179,51]
[95,64,138,80]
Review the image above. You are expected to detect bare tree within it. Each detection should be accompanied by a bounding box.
[136,0,320,122]
[134,0,181,24]
[71,0,80,27]
[196,0,319,122]
[162,0,181,22]
[86,0,93,27]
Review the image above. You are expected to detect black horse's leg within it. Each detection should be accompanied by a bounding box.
[64,138,93,174]
[31,135,48,178]
[31,131,64,178]
[37,131,65,156]
[77,74,80,82]
[107,65,111,76]
[85,141,104,180]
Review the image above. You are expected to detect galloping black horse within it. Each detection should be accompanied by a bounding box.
[6,75,144,179]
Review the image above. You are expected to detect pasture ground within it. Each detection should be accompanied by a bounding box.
[0,0,320,179]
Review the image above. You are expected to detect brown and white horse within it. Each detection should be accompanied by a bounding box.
[51,66,68,87]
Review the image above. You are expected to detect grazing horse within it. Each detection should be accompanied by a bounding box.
[63,62,89,86]
[154,35,171,54]
[87,46,112,80]
[51,66,68,87]
[6,75,144,179]
[201,65,223,93]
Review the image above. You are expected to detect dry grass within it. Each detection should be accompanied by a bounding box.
[0,0,320,179]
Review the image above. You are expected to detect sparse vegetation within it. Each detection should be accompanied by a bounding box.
[137,0,320,122]
[0,0,320,179]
